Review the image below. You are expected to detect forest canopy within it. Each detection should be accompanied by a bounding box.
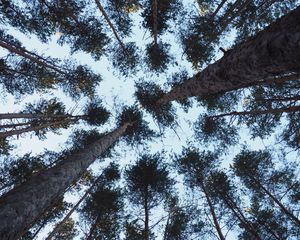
[0,0,300,239]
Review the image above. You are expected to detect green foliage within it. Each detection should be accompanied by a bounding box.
[83,100,110,126]
[125,153,173,206]
[52,218,78,240]
[117,106,156,145]
[194,114,239,150]
[135,82,176,128]
[145,42,172,72]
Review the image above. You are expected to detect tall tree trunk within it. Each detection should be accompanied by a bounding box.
[253,179,300,227]
[152,0,158,45]
[144,186,149,240]
[211,0,228,19]
[157,6,300,105]
[0,113,82,120]
[0,39,65,74]
[200,182,225,240]
[210,105,300,119]
[94,0,128,54]
[45,173,103,240]
[0,118,79,139]
[223,196,261,239]
[0,123,130,240]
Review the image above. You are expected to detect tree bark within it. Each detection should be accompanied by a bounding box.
[157,6,300,105]
[0,113,81,120]
[0,123,130,240]
[45,173,103,240]
[144,186,149,240]
[94,0,128,54]
[211,0,228,19]
[152,0,158,45]
[200,182,225,240]
[253,179,300,227]
[210,105,300,120]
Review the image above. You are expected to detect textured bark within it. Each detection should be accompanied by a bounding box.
[200,182,225,240]
[45,173,102,240]
[152,0,158,45]
[210,105,300,119]
[94,0,128,54]
[158,6,300,105]
[0,113,71,120]
[0,123,130,240]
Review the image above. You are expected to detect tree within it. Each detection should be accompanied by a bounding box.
[137,6,300,108]
[0,104,155,239]
[175,147,226,240]
[0,98,110,140]
[125,153,173,240]
[232,149,300,227]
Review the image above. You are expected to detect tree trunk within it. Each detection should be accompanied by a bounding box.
[0,118,79,139]
[157,6,300,105]
[152,0,158,45]
[0,39,65,74]
[0,123,130,240]
[210,105,300,119]
[45,173,103,240]
[200,182,225,240]
[211,0,228,19]
[254,179,300,227]
[94,0,128,54]
[144,186,149,240]
[0,113,83,120]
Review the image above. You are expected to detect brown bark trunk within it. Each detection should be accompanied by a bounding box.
[0,123,130,240]
[254,179,300,227]
[94,0,128,55]
[210,105,300,119]
[0,39,65,75]
[152,0,158,45]
[144,186,149,240]
[0,118,79,139]
[45,173,103,240]
[211,0,228,19]
[0,113,71,120]
[200,182,225,240]
[157,6,300,105]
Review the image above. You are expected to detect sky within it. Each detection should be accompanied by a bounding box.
[1,1,299,239]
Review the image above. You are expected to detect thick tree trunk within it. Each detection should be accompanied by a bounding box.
[0,123,130,240]
[45,173,103,240]
[94,0,128,54]
[200,182,225,240]
[210,105,300,119]
[157,6,300,105]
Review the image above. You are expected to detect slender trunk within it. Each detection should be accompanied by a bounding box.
[254,179,300,227]
[255,95,300,103]
[0,113,82,120]
[210,105,300,120]
[45,173,103,240]
[223,196,261,239]
[0,123,130,240]
[157,6,300,105]
[152,0,158,45]
[144,186,149,240]
[86,217,99,240]
[211,0,228,19]
[200,182,225,240]
[0,39,65,75]
[0,122,31,129]
[0,118,79,139]
[162,212,170,240]
[94,0,128,54]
